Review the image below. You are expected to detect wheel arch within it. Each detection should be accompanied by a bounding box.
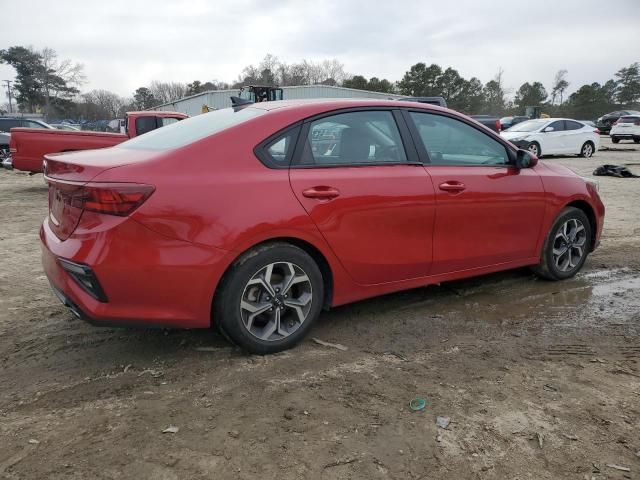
[565,199,597,251]
[210,237,334,327]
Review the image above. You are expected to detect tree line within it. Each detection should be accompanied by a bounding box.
[1,47,639,122]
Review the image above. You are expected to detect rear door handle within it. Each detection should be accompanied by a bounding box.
[438,181,466,193]
[302,186,341,200]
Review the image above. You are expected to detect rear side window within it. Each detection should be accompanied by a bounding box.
[619,116,640,123]
[297,111,407,166]
[409,112,509,166]
[159,117,181,127]
[23,120,48,129]
[565,120,584,130]
[256,126,301,168]
[119,107,264,151]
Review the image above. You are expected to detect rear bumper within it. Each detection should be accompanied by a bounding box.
[41,215,231,329]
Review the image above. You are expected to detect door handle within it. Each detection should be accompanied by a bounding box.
[302,186,341,200]
[438,181,466,192]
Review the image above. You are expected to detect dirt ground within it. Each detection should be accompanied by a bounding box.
[1,137,639,480]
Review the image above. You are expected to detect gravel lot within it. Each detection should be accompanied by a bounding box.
[1,137,639,479]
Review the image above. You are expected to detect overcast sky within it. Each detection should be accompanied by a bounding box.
[1,0,639,99]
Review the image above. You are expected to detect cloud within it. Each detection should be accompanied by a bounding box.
[1,0,639,99]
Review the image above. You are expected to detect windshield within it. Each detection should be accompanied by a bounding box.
[117,107,264,150]
[504,119,548,132]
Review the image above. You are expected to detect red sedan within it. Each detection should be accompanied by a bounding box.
[41,99,605,353]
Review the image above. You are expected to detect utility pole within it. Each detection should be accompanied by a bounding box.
[3,80,13,113]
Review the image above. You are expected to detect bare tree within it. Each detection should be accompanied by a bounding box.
[82,89,126,119]
[39,47,86,119]
[148,81,187,104]
[551,69,569,105]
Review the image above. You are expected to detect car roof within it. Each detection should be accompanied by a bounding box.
[248,98,450,114]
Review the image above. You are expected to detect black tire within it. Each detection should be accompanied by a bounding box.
[579,141,595,158]
[611,136,620,144]
[528,141,541,157]
[532,207,592,281]
[214,242,324,354]
[634,138,640,144]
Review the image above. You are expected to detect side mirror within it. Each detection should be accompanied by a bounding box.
[543,126,554,132]
[515,148,538,169]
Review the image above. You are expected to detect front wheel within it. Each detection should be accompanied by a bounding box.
[579,141,594,158]
[611,136,620,144]
[214,243,324,354]
[528,141,541,157]
[532,207,592,280]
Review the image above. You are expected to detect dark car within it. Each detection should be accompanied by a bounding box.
[0,117,54,133]
[470,115,501,133]
[500,116,529,130]
[596,110,640,134]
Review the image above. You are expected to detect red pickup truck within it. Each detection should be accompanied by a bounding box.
[7,111,188,173]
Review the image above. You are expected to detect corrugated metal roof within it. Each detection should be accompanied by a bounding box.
[150,85,404,116]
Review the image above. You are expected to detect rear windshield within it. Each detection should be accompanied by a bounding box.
[117,107,265,151]
[618,116,639,123]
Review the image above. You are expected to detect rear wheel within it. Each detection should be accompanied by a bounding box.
[634,138,640,144]
[532,207,592,280]
[611,136,620,144]
[528,141,541,157]
[579,141,594,158]
[214,243,324,354]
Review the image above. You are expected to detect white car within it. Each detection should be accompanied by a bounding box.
[501,118,600,158]
[610,115,640,144]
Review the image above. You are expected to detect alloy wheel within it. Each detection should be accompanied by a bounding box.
[240,262,313,341]
[552,218,587,272]
[528,143,540,156]
[582,143,593,157]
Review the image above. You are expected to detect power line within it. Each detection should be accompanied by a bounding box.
[3,80,13,113]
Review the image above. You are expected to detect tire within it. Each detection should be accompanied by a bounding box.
[214,242,324,354]
[611,136,620,144]
[579,141,595,158]
[634,138,640,144]
[532,207,592,281]
[528,141,541,157]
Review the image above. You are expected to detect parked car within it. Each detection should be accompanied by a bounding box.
[501,118,600,157]
[578,120,596,127]
[0,132,10,165]
[6,111,188,172]
[0,117,54,132]
[500,116,529,130]
[596,110,640,134]
[41,99,604,354]
[50,123,81,131]
[469,115,501,133]
[609,115,640,143]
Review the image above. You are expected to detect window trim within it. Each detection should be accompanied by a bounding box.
[253,122,303,169]
[401,109,518,167]
[289,107,421,169]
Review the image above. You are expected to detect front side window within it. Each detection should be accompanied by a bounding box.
[298,111,407,166]
[409,112,509,166]
[24,120,48,129]
[547,120,565,132]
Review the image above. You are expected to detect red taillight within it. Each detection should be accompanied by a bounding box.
[594,128,600,134]
[81,183,155,216]
[495,119,501,132]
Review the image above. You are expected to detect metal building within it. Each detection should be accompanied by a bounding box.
[150,85,405,116]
